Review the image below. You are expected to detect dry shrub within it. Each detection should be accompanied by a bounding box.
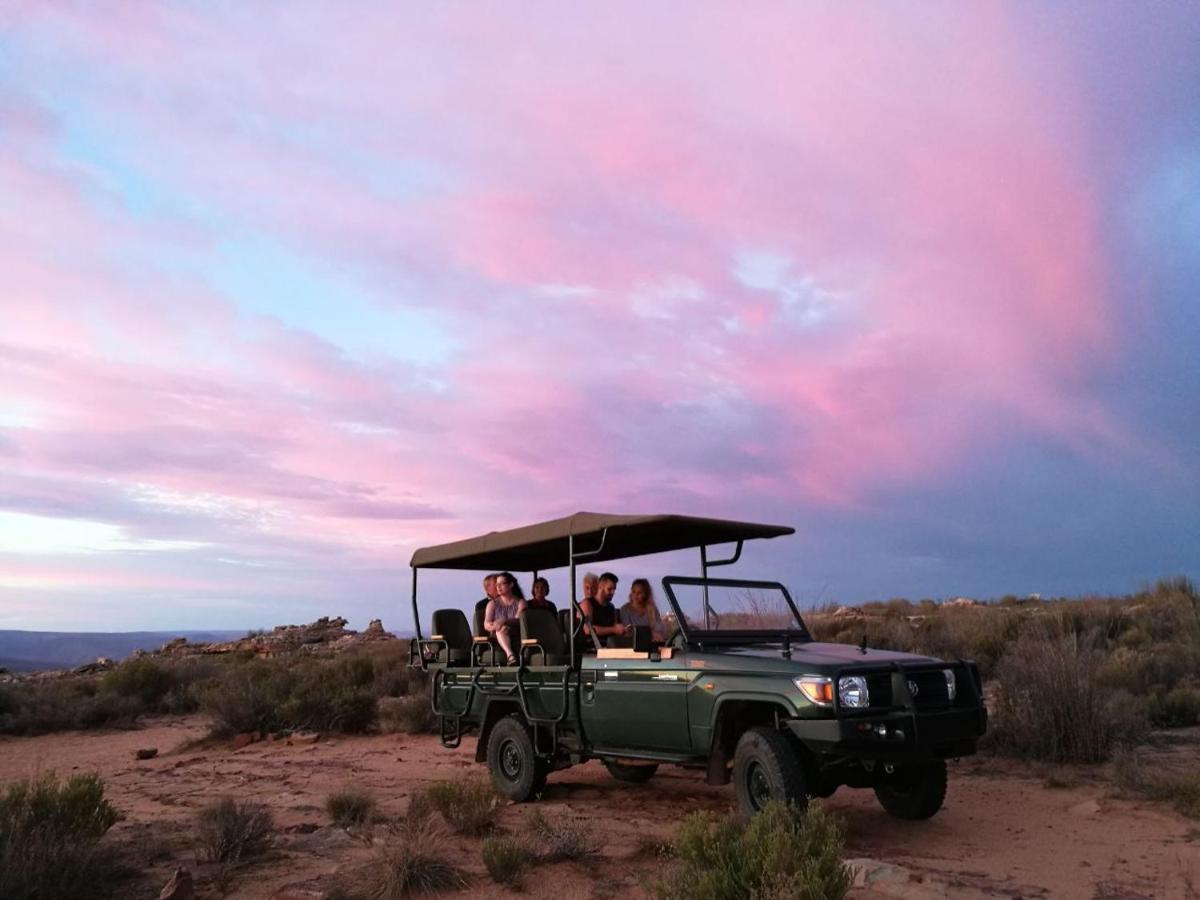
[1114,748,1200,819]
[366,802,466,898]
[195,797,274,864]
[524,808,593,861]
[655,800,850,900]
[422,778,499,836]
[327,786,377,828]
[379,695,437,735]
[481,835,532,886]
[0,772,121,900]
[990,629,1148,763]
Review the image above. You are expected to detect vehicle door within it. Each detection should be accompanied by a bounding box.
[580,652,695,753]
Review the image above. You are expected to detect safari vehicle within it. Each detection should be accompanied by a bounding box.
[409,512,987,818]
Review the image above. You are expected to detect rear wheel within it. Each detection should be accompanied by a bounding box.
[603,760,659,784]
[732,727,808,816]
[486,714,548,802]
[873,760,947,820]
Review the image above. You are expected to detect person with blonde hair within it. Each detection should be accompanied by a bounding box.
[619,578,667,642]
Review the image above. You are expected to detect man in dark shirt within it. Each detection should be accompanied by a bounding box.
[580,572,629,644]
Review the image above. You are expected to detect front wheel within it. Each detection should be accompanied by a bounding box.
[486,714,548,802]
[732,727,809,816]
[603,760,659,784]
[873,760,947,820]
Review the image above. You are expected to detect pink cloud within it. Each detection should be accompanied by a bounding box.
[1,3,1174,622]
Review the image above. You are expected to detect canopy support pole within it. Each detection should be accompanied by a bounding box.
[410,566,422,640]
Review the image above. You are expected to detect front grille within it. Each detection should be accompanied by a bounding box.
[853,666,958,711]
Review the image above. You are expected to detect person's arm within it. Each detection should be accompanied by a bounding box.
[483,600,499,633]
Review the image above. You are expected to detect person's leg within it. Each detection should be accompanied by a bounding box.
[495,622,516,663]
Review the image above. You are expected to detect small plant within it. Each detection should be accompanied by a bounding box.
[367,808,466,899]
[423,778,499,836]
[655,800,851,900]
[482,835,532,886]
[195,798,274,864]
[379,695,437,735]
[327,786,377,828]
[525,808,593,861]
[0,772,121,899]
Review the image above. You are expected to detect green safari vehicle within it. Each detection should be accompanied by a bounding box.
[409,512,987,818]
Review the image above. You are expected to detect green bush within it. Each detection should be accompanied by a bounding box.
[482,835,533,886]
[1149,686,1200,728]
[100,657,174,706]
[326,786,377,828]
[423,778,499,836]
[195,798,274,864]
[655,800,850,900]
[0,772,121,900]
[379,695,436,735]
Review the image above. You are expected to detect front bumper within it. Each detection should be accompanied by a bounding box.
[785,706,987,761]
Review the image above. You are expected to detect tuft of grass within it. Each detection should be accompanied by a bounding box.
[524,808,593,861]
[327,786,377,829]
[379,695,437,735]
[655,800,851,900]
[482,835,533,886]
[422,778,499,836]
[1114,749,1200,819]
[0,772,121,900]
[366,804,467,899]
[195,798,274,864]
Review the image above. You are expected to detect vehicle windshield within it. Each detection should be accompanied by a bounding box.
[661,578,809,641]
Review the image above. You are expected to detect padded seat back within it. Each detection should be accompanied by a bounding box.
[430,608,472,664]
[520,607,568,665]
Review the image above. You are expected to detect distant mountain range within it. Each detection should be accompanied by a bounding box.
[0,630,246,672]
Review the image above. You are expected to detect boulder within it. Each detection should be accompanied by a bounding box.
[135,747,158,760]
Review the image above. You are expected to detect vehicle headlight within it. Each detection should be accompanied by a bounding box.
[943,668,957,701]
[794,676,833,706]
[838,675,870,709]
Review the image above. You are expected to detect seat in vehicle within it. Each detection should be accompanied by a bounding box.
[520,607,569,666]
[472,597,501,665]
[430,609,472,665]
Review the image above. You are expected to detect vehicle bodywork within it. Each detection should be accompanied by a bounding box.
[409,512,987,816]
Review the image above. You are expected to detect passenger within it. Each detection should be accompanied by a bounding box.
[484,571,527,665]
[526,576,557,613]
[581,571,598,603]
[579,572,629,645]
[619,578,668,642]
[481,573,498,606]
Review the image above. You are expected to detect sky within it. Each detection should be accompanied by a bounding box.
[1,3,1197,632]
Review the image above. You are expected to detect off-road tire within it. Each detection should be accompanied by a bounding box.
[732,726,809,816]
[873,759,947,820]
[486,714,548,802]
[603,760,659,784]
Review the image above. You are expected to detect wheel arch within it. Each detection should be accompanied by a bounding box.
[474,698,523,762]
[705,693,798,785]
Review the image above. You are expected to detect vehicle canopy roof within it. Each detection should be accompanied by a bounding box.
[409,511,794,571]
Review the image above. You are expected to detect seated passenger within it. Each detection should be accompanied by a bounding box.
[581,571,598,604]
[618,578,668,643]
[484,571,526,665]
[579,572,629,645]
[526,576,557,614]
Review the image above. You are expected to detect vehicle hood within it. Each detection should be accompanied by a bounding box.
[700,641,943,672]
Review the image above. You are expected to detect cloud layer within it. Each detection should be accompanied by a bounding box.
[2,4,1197,628]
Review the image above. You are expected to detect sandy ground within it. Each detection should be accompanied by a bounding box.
[1,717,1197,899]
